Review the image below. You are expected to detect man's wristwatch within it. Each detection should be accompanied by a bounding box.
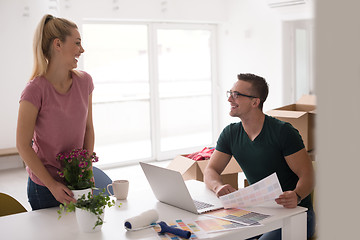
[295,191,302,204]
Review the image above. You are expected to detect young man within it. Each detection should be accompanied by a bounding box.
[204,73,315,239]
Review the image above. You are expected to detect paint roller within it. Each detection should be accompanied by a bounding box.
[124,209,192,239]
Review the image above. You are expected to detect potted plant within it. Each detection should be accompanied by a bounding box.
[58,190,116,232]
[57,148,99,198]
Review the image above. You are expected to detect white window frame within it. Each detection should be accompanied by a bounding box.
[79,20,219,166]
[283,19,314,103]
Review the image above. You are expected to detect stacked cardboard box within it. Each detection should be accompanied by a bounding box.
[167,155,242,189]
[266,95,316,151]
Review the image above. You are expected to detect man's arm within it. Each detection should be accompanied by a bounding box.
[275,148,315,208]
[204,150,237,197]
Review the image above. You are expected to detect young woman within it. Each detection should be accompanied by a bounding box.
[16,14,95,210]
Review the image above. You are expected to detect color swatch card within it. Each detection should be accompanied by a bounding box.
[219,173,283,208]
[153,219,208,240]
[153,217,255,239]
[194,217,249,233]
[204,208,270,226]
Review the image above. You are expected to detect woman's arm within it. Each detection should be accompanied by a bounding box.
[16,100,75,204]
[83,93,95,185]
[83,93,94,154]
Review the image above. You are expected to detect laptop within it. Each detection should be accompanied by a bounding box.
[140,162,223,214]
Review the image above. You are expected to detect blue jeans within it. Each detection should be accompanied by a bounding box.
[27,177,61,210]
[248,209,316,240]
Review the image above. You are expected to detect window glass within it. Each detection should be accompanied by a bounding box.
[295,28,310,100]
[82,24,215,165]
[157,29,213,151]
[83,24,151,165]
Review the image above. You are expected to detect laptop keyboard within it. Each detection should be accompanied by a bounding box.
[194,200,214,210]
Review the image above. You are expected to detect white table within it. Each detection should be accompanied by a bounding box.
[0,180,307,240]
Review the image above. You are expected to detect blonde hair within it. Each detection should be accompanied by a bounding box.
[30,14,78,81]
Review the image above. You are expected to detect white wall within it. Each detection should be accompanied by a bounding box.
[217,0,283,128]
[216,0,313,130]
[0,0,59,149]
[59,0,226,23]
[0,0,312,149]
[316,0,360,238]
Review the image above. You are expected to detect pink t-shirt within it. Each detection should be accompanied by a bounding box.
[20,71,94,186]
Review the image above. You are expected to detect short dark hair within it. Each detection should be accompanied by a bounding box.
[237,73,269,110]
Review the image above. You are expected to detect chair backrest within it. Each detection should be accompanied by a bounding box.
[311,161,316,211]
[309,161,317,240]
[93,166,113,196]
[0,193,27,217]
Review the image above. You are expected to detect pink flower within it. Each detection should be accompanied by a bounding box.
[57,148,99,189]
[57,171,64,178]
[92,156,99,163]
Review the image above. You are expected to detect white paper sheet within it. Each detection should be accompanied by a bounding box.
[219,173,283,208]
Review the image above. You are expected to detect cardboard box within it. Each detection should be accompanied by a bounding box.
[167,155,242,189]
[266,95,316,151]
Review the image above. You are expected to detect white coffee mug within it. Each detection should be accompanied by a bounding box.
[107,180,129,200]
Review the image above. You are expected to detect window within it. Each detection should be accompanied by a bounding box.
[294,26,312,100]
[157,28,213,153]
[82,22,216,166]
[283,20,314,102]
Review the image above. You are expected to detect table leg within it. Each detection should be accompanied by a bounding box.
[282,212,307,240]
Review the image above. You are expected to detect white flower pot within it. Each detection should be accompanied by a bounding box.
[72,188,92,200]
[76,207,105,232]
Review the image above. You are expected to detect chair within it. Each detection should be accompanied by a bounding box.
[93,166,113,196]
[309,161,317,240]
[0,193,27,217]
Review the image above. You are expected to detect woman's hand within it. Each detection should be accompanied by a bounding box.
[48,181,76,204]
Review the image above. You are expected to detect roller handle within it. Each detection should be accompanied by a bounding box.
[158,221,191,239]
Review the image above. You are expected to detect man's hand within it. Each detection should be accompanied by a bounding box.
[214,184,236,197]
[275,191,298,208]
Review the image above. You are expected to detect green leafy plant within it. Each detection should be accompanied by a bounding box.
[56,148,99,190]
[58,189,119,229]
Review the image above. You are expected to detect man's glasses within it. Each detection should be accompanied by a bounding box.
[226,90,259,99]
